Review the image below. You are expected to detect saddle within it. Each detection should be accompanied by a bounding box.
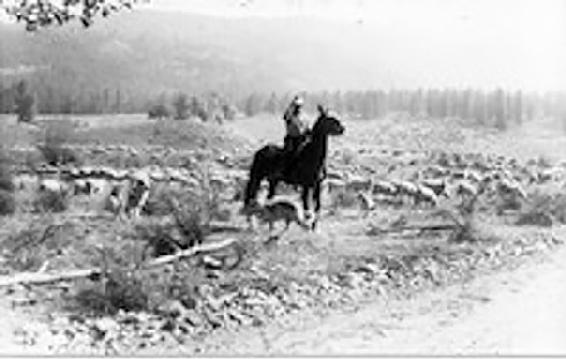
[283,133,311,176]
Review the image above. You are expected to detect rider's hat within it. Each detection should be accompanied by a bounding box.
[292,96,304,107]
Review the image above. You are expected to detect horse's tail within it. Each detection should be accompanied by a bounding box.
[244,149,268,208]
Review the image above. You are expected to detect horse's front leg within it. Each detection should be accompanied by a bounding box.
[268,179,278,200]
[311,181,322,231]
[301,185,314,228]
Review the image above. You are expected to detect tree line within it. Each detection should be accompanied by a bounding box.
[0,80,239,122]
[2,78,564,131]
[239,89,566,130]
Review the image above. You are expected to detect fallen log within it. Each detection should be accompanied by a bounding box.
[368,224,457,235]
[0,238,237,288]
[0,268,101,288]
[143,237,237,268]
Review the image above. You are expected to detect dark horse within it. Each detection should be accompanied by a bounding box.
[243,105,345,230]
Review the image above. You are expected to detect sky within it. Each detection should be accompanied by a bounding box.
[144,0,566,91]
[1,0,564,91]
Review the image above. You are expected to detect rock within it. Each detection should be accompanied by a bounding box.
[160,318,176,332]
[182,309,204,327]
[207,296,225,312]
[203,310,223,330]
[355,263,381,274]
[157,299,188,318]
[118,313,140,326]
[93,317,119,333]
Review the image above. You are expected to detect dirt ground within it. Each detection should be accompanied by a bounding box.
[187,242,566,356]
[0,113,565,355]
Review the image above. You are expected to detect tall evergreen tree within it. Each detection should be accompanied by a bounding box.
[14,80,35,123]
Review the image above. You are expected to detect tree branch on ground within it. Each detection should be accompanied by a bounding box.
[0,237,237,287]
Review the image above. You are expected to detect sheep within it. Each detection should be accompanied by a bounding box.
[357,192,376,211]
[73,179,92,196]
[86,179,108,195]
[78,166,94,177]
[39,178,71,195]
[326,170,344,181]
[451,170,466,180]
[414,184,440,207]
[453,180,478,198]
[464,169,483,183]
[124,172,152,218]
[420,178,449,198]
[425,165,449,178]
[104,184,124,219]
[392,180,419,203]
[497,178,527,200]
[372,179,397,197]
[327,178,346,193]
[345,175,373,192]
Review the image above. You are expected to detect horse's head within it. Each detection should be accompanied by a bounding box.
[312,105,345,136]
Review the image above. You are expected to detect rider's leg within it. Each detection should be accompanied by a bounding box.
[283,135,298,173]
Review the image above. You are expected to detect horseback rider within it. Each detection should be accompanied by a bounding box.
[283,95,308,173]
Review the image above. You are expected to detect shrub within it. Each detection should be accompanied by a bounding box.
[135,218,186,258]
[330,189,358,209]
[14,80,35,123]
[2,222,61,272]
[33,190,69,213]
[517,193,566,226]
[136,188,208,259]
[36,120,81,166]
[74,271,149,315]
[0,150,15,215]
[0,150,14,191]
[341,149,356,165]
[72,243,205,315]
[148,103,171,120]
[173,93,190,120]
[0,190,15,215]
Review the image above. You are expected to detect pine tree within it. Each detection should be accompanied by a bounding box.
[172,93,190,120]
[14,80,35,123]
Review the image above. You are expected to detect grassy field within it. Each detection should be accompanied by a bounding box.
[0,112,565,354]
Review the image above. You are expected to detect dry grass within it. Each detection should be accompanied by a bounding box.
[33,190,69,213]
[0,149,15,216]
[0,112,565,349]
[36,119,82,166]
[517,192,566,226]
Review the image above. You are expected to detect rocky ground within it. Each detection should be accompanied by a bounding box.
[0,113,564,355]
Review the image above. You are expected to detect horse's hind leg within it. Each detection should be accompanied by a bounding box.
[267,179,278,200]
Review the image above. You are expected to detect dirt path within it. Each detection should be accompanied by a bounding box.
[196,245,566,356]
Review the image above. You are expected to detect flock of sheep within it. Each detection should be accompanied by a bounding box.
[19,164,206,218]
[325,150,565,212]
[13,147,566,230]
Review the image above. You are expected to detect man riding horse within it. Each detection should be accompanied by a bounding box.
[244,101,345,231]
[282,95,309,175]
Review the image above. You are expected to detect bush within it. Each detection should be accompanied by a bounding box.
[72,243,204,315]
[37,145,79,166]
[33,190,69,213]
[331,189,358,209]
[74,271,149,315]
[134,218,187,258]
[14,80,35,123]
[0,190,15,215]
[36,120,81,166]
[148,103,171,120]
[0,150,15,215]
[517,193,566,226]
